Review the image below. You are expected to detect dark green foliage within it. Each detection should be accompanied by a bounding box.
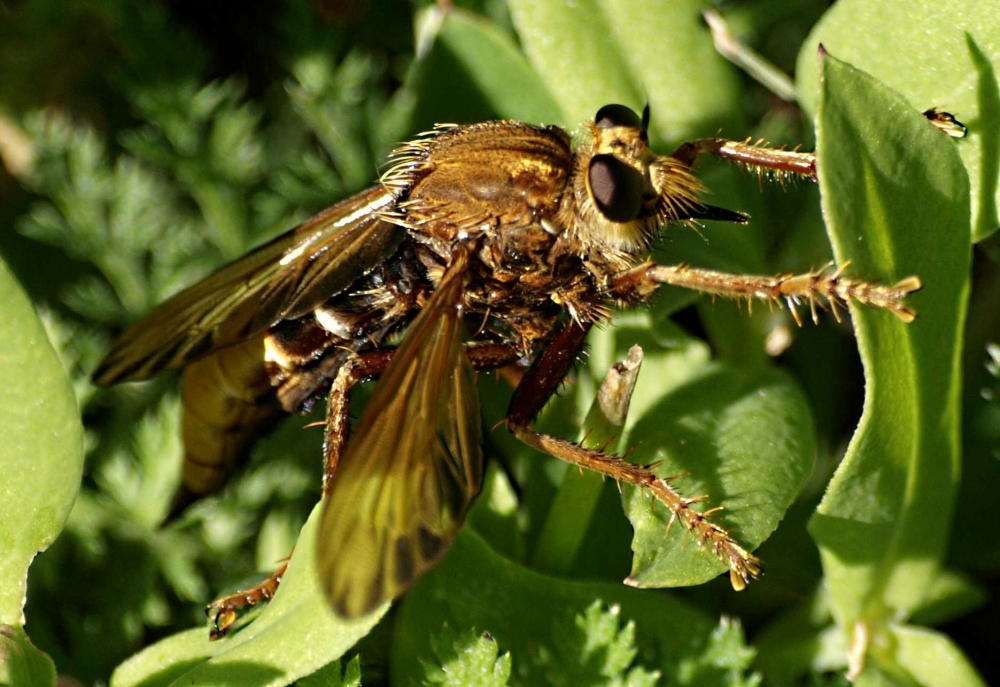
[421,626,511,687]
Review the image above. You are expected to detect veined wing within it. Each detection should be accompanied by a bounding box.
[317,249,482,618]
[93,186,402,385]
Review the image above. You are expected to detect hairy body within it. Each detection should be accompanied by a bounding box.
[95,104,920,631]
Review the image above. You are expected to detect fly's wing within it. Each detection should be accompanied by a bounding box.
[317,249,482,618]
[93,186,402,385]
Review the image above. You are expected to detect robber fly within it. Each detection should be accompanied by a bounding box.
[94,103,923,635]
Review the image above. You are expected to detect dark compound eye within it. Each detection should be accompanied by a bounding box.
[588,154,644,222]
[595,104,642,130]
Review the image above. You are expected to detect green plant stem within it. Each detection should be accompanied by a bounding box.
[531,346,642,575]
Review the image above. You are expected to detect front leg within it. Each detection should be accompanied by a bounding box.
[612,261,921,324]
[505,322,762,590]
[672,137,817,181]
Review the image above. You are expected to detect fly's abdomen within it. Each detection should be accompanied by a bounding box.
[174,336,281,514]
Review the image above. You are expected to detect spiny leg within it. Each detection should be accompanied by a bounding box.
[612,261,921,324]
[320,349,393,493]
[206,561,287,640]
[670,123,957,204]
[672,137,817,180]
[205,352,383,639]
[206,342,520,638]
[665,138,922,321]
[505,322,761,590]
[321,341,519,490]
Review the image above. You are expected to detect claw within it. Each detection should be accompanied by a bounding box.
[206,603,239,640]
[203,561,288,640]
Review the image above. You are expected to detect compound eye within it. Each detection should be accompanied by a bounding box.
[595,104,642,130]
[588,154,644,222]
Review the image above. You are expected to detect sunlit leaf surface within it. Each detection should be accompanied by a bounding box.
[0,258,83,624]
[808,54,970,650]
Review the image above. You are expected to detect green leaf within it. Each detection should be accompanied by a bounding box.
[753,566,985,683]
[20,113,208,321]
[586,314,712,421]
[807,52,970,645]
[848,625,987,687]
[110,502,386,687]
[623,363,816,588]
[0,257,84,624]
[528,601,660,687]
[0,625,56,687]
[907,568,986,627]
[109,627,214,687]
[392,529,714,685]
[507,0,741,142]
[753,586,852,681]
[796,0,1000,241]
[421,626,511,687]
[295,657,361,687]
[403,6,562,129]
[675,619,761,687]
[886,625,986,687]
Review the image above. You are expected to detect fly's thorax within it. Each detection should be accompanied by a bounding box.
[382,120,573,254]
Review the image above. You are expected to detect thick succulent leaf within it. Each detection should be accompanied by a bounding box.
[110,502,386,687]
[808,53,970,643]
[0,257,83,624]
[797,0,1000,241]
[507,0,741,143]
[847,625,986,687]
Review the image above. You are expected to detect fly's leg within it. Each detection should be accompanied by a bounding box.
[672,138,817,180]
[504,322,761,590]
[206,353,378,640]
[672,106,965,186]
[674,126,961,188]
[203,351,378,640]
[612,262,922,324]
[661,139,920,322]
[321,341,519,490]
[320,349,393,493]
[206,342,520,639]
[206,561,288,640]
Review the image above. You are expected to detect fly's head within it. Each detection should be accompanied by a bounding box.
[560,104,728,259]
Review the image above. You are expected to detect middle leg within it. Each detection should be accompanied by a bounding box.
[206,341,522,637]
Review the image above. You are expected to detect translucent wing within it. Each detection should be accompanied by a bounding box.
[94,186,402,384]
[317,249,482,618]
